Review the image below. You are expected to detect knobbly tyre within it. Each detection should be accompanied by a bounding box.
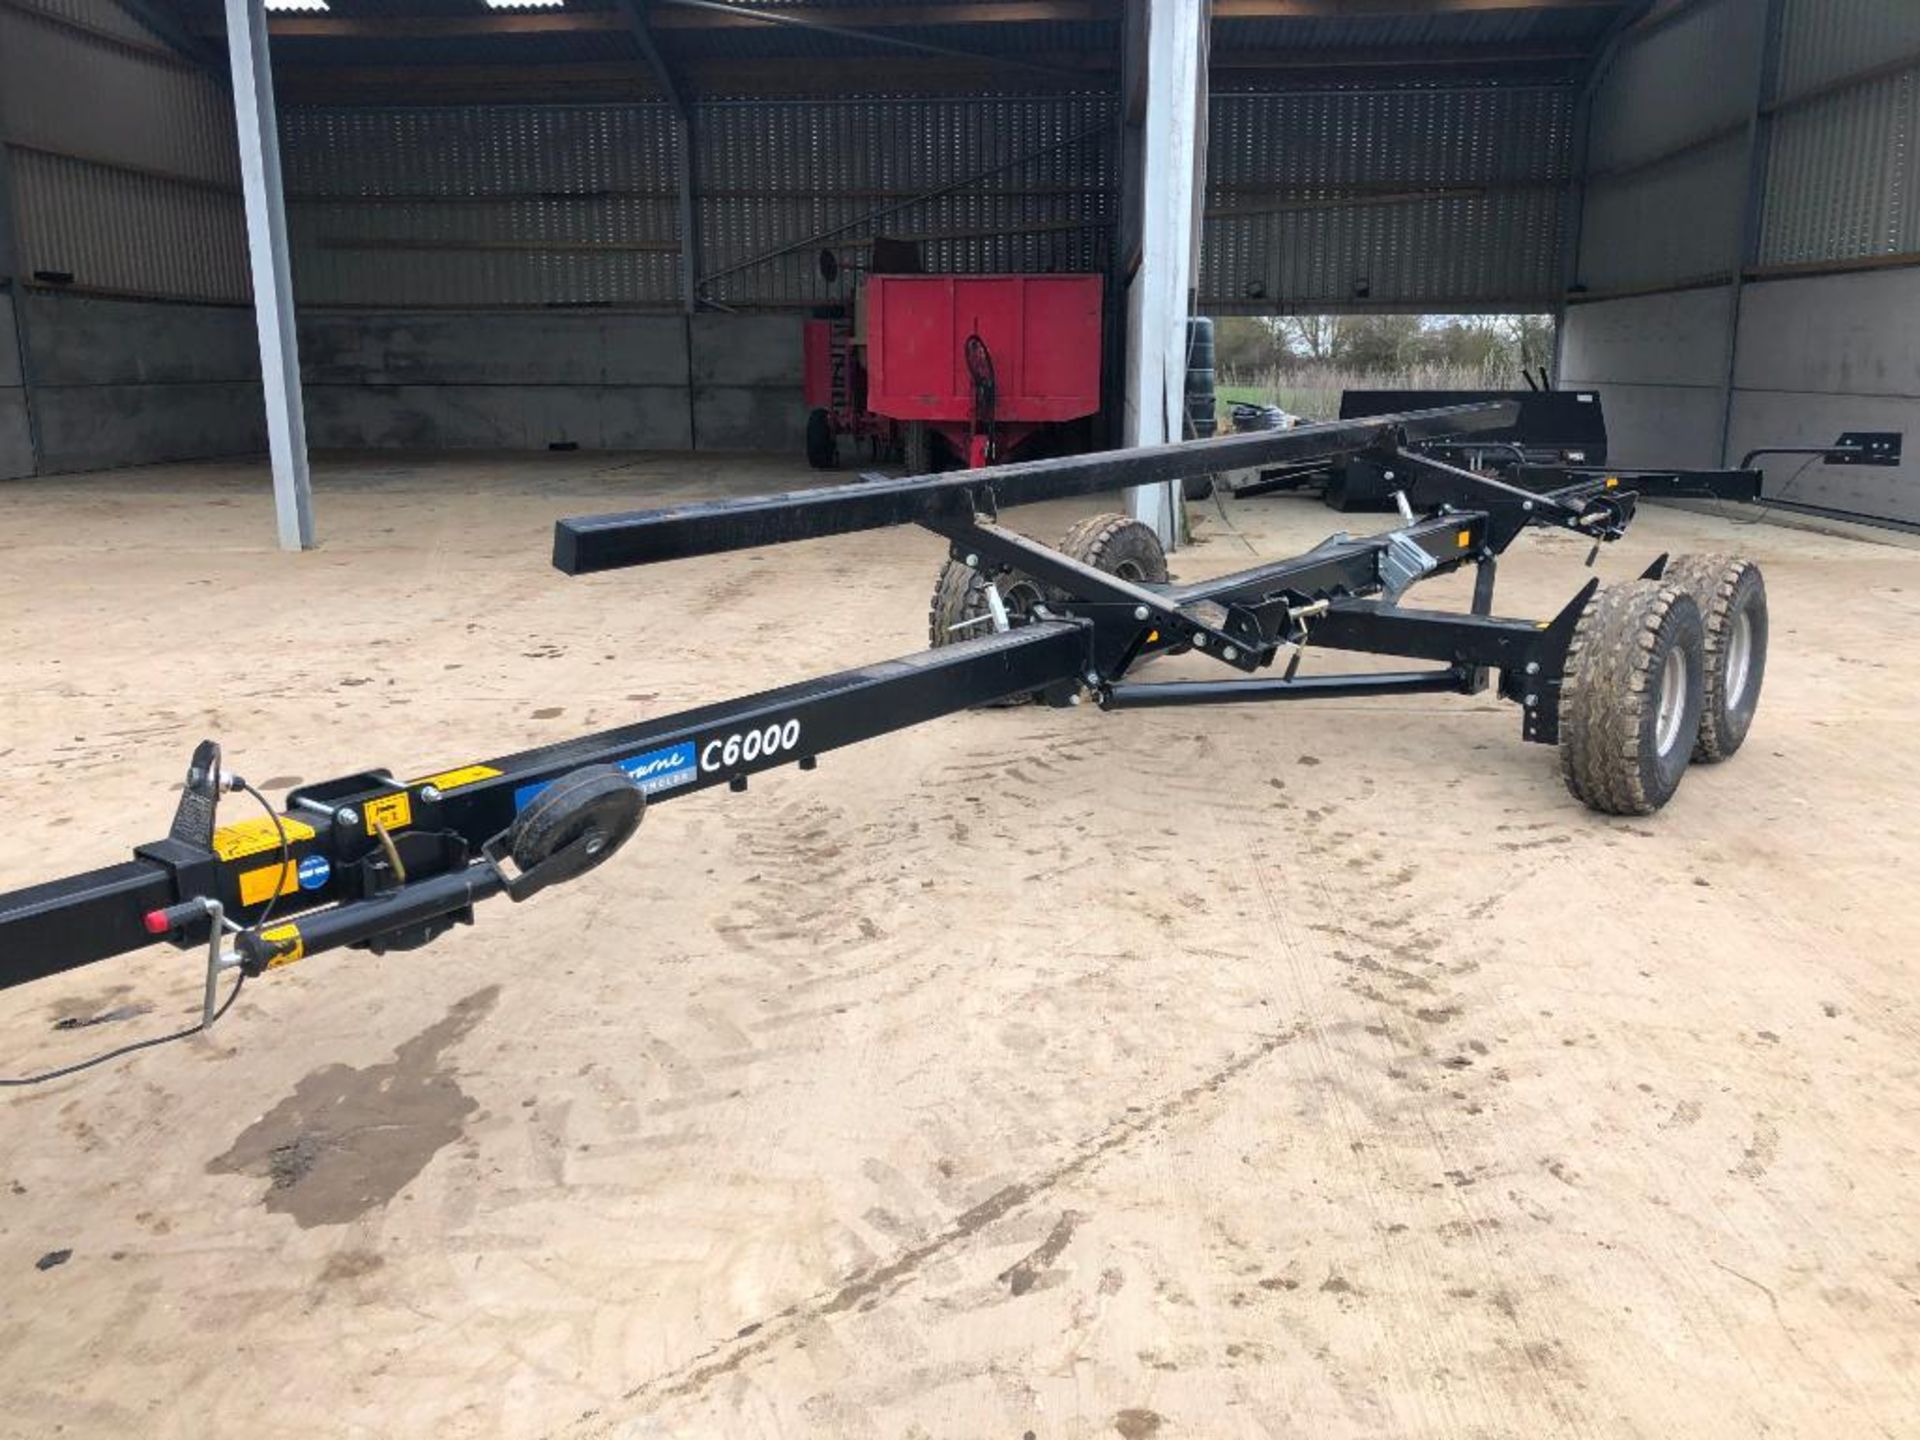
[0,402,1773,1064]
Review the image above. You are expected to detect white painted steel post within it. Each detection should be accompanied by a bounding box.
[224,0,314,551]
[1122,0,1206,550]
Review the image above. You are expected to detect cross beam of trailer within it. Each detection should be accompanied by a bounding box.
[0,402,1771,1048]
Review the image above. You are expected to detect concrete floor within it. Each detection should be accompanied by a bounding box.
[1,452,1917,1440]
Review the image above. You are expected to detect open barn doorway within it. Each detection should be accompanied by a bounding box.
[1205,313,1556,429]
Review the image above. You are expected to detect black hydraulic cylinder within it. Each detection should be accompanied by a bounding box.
[1101,669,1468,709]
[237,864,508,970]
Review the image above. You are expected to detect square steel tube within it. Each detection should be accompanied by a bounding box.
[554,403,1517,575]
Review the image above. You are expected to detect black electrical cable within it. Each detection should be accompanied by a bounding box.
[1719,450,1823,526]
[0,973,246,1088]
[237,777,293,930]
[0,774,288,1087]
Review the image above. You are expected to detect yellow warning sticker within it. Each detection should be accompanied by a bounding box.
[364,792,413,835]
[1456,529,1473,548]
[238,858,301,907]
[260,923,304,967]
[411,764,501,792]
[211,814,317,862]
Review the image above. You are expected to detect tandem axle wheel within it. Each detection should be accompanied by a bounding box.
[1557,554,1769,815]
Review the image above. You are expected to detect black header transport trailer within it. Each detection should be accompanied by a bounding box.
[0,402,1774,1062]
[1258,388,1899,517]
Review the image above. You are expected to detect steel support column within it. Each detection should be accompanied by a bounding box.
[224,0,314,551]
[0,138,43,477]
[1120,0,1205,551]
[1715,0,1785,467]
[619,0,698,314]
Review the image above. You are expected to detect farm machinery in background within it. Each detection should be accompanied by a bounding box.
[802,266,1103,473]
[1212,382,1900,517]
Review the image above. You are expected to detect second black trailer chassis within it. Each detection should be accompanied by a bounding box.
[0,403,1772,1042]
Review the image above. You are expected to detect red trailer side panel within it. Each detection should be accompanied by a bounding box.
[865,274,1101,424]
[802,318,835,410]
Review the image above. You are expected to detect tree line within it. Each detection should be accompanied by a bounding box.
[1210,314,1555,383]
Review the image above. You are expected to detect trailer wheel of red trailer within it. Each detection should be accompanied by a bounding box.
[805,409,838,469]
[904,421,934,476]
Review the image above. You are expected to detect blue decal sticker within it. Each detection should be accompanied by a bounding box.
[514,741,698,811]
[296,854,332,891]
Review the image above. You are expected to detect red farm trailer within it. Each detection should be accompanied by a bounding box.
[803,273,1103,472]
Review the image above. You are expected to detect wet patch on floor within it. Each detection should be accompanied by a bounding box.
[205,986,499,1227]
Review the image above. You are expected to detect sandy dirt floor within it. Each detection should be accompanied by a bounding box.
[0,451,1917,1440]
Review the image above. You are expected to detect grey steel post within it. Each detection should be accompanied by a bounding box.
[224,0,315,551]
[1716,0,1785,467]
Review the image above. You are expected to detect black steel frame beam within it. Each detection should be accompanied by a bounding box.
[554,403,1518,574]
[1307,600,1552,669]
[930,516,1271,671]
[1512,463,1763,503]
[0,622,1088,990]
[5,411,1669,994]
[1103,669,1468,710]
[1158,512,1483,617]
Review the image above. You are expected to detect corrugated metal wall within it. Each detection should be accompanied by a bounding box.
[1760,0,1920,267]
[281,94,1116,310]
[1201,83,1575,313]
[695,94,1114,309]
[1576,0,1763,293]
[0,0,245,301]
[280,83,1570,315]
[1575,0,1920,292]
[281,104,685,308]
[1566,0,1920,527]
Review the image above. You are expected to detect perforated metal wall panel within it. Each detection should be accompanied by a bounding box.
[1200,83,1575,312]
[9,147,247,300]
[1579,133,1747,293]
[1776,0,1920,102]
[1585,0,1760,172]
[1571,0,1762,296]
[1761,65,1919,267]
[692,94,1116,309]
[0,1,244,301]
[281,95,1115,310]
[10,0,160,53]
[281,104,685,308]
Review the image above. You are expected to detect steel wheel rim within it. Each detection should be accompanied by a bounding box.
[1655,646,1689,756]
[1001,578,1045,620]
[1724,610,1753,707]
[1113,559,1146,583]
